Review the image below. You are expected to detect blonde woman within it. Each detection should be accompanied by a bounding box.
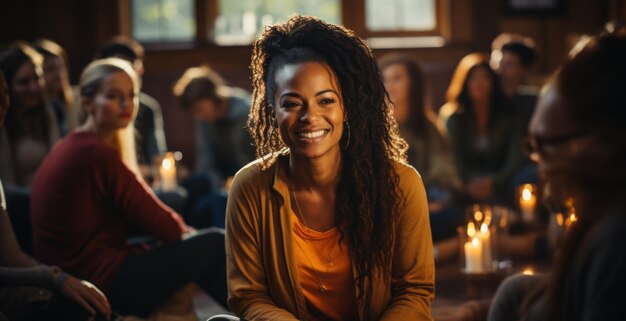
[30,58,227,318]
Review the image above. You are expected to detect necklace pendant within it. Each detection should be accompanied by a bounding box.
[319,284,328,293]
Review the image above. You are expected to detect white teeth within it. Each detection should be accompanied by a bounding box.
[298,130,325,139]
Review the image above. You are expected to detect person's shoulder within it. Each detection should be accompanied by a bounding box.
[63,131,119,160]
[438,102,459,119]
[139,92,162,110]
[516,85,540,97]
[439,102,465,125]
[231,157,275,192]
[588,213,626,248]
[225,87,251,105]
[227,86,251,100]
[393,160,423,188]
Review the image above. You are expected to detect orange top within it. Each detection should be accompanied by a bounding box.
[291,210,359,321]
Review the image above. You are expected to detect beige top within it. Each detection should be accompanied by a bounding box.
[225,155,435,321]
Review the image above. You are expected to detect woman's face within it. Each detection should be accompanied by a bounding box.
[467,66,493,104]
[273,61,345,160]
[42,56,63,95]
[85,71,136,131]
[11,62,44,109]
[0,74,10,126]
[382,63,410,124]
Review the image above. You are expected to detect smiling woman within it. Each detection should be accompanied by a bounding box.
[225,15,434,321]
[0,44,59,187]
[274,61,345,163]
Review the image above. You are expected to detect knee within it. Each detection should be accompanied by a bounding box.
[187,228,226,254]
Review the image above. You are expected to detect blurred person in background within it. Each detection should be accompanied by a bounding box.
[379,54,464,260]
[439,53,523,204]
[173,65,255,228]
[33,38,76,136]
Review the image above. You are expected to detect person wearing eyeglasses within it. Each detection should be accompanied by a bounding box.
[489,31,626,321]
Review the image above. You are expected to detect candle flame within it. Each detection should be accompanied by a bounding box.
[522,267,534,275]
[568,213,578,224]
[471,237,480,247]
[556,213,564,226]
[480,223,489,234]
[467,222,476,237]
[522,188,532,201]
[162,158,173,170]
[484,212,492,226]
[474,211,483,221]
[484,217,492,226]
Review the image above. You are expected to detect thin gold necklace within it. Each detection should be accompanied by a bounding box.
[288,173,338,293]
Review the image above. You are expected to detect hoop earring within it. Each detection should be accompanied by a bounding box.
[341,121,351,150]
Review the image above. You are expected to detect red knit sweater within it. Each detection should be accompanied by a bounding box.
[30,131,186,290]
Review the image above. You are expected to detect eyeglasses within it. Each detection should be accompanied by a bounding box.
[524,129,590,162]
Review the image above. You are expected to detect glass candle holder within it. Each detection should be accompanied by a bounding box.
[460,204,498,274]
[154,151,181,192]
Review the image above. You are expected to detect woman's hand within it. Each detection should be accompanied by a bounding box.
[59,276,111,319]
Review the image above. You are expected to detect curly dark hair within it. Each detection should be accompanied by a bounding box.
[247,15,408,305]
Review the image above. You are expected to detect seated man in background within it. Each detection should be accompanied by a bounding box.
[491,33,540,186]
[173,66,255,228]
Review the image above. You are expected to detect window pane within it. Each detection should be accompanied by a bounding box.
[215,0,340,45]
[366,0,436,31]
[132,0,195,42]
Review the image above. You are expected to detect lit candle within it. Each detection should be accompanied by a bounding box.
[519,184,537,222]
[465,237,483,273]
[565,212,578,230]
[159,153,177,191]
[564,198,578,230]
[478,223,493,270]
[467,221,476,238]
[474,210,483,222]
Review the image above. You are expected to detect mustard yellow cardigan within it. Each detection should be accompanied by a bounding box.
[225,156,435,321]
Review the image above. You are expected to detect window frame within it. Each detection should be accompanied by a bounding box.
[121,0,450,48]
[345,0,447,38]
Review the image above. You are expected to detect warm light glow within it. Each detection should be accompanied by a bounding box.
[522,267,534,275]
[484,209,492,226]
[471,237,480,247]
[162,158,173,170]
[568,213,578,224]
[565,197,574,208]
[522,188,532,201]
[474,211,483,221]
[467,222,476,238]
[480,223,489,234]
[556,213,564,226]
